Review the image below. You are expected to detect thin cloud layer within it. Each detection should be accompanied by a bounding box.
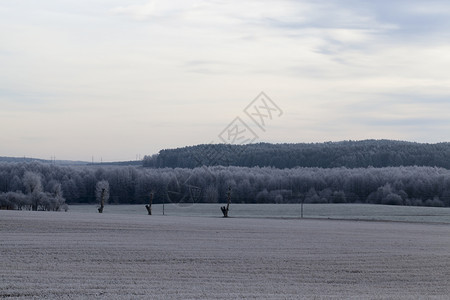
[0,0,449,161]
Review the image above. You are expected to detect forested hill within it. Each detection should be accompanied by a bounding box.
[143,140,450,169]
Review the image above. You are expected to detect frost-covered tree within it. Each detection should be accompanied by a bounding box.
[0,191,30,210]
[0,192,13,210]
[23,171,43,211]
[23,171,43,195]
[47,181,66,211]
[0,160,449,208]
[203,185,218,203]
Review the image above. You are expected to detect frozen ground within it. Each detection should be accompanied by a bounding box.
[1,211,450,299]
[70,203,450,223]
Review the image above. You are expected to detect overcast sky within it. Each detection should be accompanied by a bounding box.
[1,0,450,161]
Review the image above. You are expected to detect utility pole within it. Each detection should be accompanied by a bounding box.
[300,193,305,219]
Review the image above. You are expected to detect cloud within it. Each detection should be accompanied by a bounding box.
[110,0,212,21]
[1,0,450,160]
[111,2,172,20]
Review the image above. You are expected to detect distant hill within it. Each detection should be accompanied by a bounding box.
[88,160,142,166]
[143,140,450,169]
[0,156,142,167]
[0,156,89,166]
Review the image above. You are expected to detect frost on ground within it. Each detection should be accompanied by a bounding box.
[1,211,450,299]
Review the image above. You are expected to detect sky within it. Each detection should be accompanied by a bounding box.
[1,0,450,162]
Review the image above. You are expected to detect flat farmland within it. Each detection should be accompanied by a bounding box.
[1,211,450,299]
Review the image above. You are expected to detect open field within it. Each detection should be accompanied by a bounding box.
[1,210,450,299]
[69,203,450,224]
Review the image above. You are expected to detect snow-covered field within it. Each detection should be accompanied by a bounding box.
[70,203,450,224]
[1,210,450,299]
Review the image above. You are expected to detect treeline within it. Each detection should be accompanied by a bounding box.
[0,162,449,207]
[0,170,66,211]
[143,140,450,169]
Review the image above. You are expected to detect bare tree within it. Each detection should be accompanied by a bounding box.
[96,180,109,213]
[221,186,231,218]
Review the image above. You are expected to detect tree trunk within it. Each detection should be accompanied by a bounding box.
[98,188,105,213]
[145,192,153,215]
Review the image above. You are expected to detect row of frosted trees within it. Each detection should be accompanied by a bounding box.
[0,171,66,211]
[0,169,111,211]
[0,162,450,207]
